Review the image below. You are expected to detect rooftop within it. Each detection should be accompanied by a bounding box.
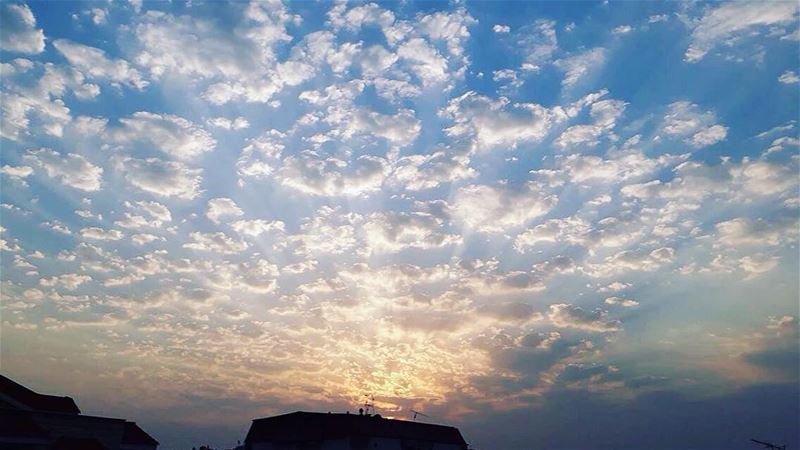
[246,411,467,446]
[0,374,81,414]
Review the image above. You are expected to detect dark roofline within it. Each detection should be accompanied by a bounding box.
[123,421,160,446]
[247,411,468,446]
[0,374,81,414]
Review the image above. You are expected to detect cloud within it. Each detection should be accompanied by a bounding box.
[184,231,247,254]
[231,219,285,237]
[284,206,358,256]
[389,147,476,191]
[115,200,172,229]
[586,247,676,277]
[514,217,590,251]
[40,273,92,290]
[612,25,633,35]
[24,148,103,191]
[73,116,109,135]
[80,227,124,241]
[108,112,216,160]
[553,98,625,149]
[397,38,451,86]
[205,258,279,293]
[1,61,102,140]
[276,152,389,197]
[337,107,421,147]
[131,233,164,246]
[738,254,779,276]
[452,182,557,233]
[715,217,790,248]
[53,40,149,90]
[548,303,621,332]
[416,7,476,57]
[132,4,304,105]
[442,91,558,151]
[206,198,244,224]
[661,101,728,148]
[1,165,34,179]
[517,20,557,68]
[555,48,606,87]
[207,116,250,130]
[685,1,798,62]
[558,150,680,184]
[778,70,800,84]
[604,297,639,307]
[0,3,45,54]
[88,8,108,25]
[688,124,727,147]
[493,24,511,34]
[362,211,461,253]
[133,9,272,80]
[113,156,202,200]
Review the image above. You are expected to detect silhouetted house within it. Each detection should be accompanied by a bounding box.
[244,411,468,450]
[0,374,158,450]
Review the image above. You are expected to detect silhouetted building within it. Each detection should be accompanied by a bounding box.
[244,411,468,450]
[0,374,158,450]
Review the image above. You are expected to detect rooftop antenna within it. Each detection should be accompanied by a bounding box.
[363,394,375,416]
[751,439,787,450]
[410,409,429,421]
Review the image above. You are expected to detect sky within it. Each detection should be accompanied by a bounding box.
[0,1,798,449]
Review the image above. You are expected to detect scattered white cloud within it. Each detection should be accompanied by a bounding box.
[604,296,639,307]
[40,273,92,290]
[612,25,633,35]
[1,165,34,179]
[24,149,103,191]
[206,198,244,224]
[685,2,798,62]
[80,227,124,241]
[517,20,558,68]
[778,70,799,84]
[53,40,148,90]
[0,3,45,54]
[108,112,216,160]
[113,156,202,200]
[184,231,247,254]
[661,101,728,148]
[207,116,250,130]
[548,303,621,332]
[231,219,285,237]
[88,8,108,25]
[555,48,606,87]
[452,182,557,233]
[442,91,558,151]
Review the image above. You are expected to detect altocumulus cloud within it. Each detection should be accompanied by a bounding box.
[0,2,798,450]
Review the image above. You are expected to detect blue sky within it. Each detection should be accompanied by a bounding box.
[1,1,799,449]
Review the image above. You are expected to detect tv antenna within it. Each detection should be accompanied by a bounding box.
[363,394,375,416]
[410,409,429,421]
[751,439,786,450]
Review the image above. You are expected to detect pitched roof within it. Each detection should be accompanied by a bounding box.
[246,412,467,446]
[122,421,160,446]
[0,374,81,414]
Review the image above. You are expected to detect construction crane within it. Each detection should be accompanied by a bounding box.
[410,409,429,421]
[751,439,787,450]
